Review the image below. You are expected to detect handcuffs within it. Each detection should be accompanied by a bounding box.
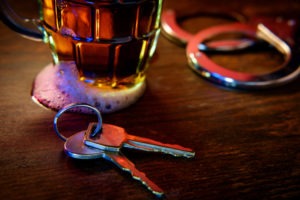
[161,9,300,89]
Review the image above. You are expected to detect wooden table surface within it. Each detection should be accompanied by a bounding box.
[1,0,300,199]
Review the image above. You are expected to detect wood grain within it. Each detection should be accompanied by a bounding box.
[0,0,299,199]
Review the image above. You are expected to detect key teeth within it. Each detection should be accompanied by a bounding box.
[126,168,165,198]
[126,140,196,158]
[154,150,196,158]
[168,151,195,158]
[106,153,164,198]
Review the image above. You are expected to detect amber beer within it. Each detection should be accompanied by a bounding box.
[40,0,163,89]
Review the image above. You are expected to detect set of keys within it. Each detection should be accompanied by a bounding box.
[53,104,195,198]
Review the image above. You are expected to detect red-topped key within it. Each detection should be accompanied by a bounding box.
[84,123,195,158]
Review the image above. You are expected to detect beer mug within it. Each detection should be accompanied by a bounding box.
[1,0,164,112]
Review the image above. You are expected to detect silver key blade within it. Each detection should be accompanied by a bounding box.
[104,152,164,198]
[124,135,195,158]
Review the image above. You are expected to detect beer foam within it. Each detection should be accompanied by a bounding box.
[31,62,146,114]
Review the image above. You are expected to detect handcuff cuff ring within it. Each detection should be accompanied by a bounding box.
[186,23,300,89]
[161,9,247,46]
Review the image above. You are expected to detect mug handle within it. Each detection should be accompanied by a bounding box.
[0,0,43,41]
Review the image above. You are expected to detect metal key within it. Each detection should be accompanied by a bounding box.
[64,130,164,197]
[84,122,195,158]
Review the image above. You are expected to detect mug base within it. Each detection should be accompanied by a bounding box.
[31,61,146,113]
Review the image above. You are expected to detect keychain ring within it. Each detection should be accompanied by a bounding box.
[53,103,103,141]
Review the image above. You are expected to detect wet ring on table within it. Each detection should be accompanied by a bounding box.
[186,22,300,89]
[53,103,103,141]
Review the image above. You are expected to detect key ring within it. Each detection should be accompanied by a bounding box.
[53,103,103,141]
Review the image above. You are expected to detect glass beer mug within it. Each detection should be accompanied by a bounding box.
[1,0,163,112]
